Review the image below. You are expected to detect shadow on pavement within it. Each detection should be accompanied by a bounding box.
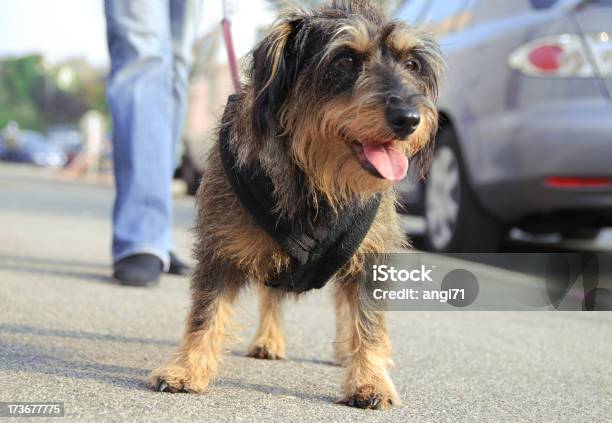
[0,326,337,402]
[0,254,110,270]
[409,233,612,280]
[0,340,150,391]
[228,350,335,367]
[215,379,336,404]
[0,262,116,285]
[0,324,176,347]
[283,357,336,367]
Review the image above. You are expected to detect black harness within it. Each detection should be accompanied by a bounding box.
[219,96,381,293]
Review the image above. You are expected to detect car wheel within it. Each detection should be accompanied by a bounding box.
[562,228,601,240]
[423,128,505,252]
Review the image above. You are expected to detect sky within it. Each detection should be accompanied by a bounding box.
[0,0,274,68]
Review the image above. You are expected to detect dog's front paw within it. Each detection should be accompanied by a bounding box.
[147,364,209,394]
[339,384,398,410]
[246,343,284,360]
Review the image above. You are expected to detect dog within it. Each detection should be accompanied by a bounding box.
[148,0,442,410]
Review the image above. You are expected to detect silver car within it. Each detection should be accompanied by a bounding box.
[395,0,612,252]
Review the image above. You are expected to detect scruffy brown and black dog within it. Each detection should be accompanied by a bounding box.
[148,0,442,410]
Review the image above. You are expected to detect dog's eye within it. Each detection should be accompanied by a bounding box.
[335,54,358,71]
[404,59,421,73]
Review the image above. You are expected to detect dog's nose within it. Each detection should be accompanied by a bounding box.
[385,102,421,139]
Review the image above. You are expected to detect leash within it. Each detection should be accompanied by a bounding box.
[221,0,242,92]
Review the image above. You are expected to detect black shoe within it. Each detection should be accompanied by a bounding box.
[113,254,162,287]
[168,252,191,276]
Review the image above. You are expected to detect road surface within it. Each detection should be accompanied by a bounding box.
[1,164,611,422]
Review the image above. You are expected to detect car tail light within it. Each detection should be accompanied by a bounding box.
[546,176,612,188]
[509,32,612,78]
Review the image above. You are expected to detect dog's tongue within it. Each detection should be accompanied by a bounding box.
[363,142,408,181]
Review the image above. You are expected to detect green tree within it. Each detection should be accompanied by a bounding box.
[0,55,46,130]
[0,55,108,132]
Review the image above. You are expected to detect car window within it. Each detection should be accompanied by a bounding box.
[396,0,475,35]
[473,0,532,21]
[21,134,46,149]
[394,0,429,25]
[422,0,475,35]
[420,0,467,24]
[530,0,611,8]
[530,0,559,9]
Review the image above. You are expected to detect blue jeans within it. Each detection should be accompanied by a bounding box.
[105,0,200,269]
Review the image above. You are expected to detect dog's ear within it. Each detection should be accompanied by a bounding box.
[251,16,306,142]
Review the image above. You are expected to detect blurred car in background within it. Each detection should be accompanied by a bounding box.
[0,130,67,167]
[47,125,83,165]
[395,0,612,252]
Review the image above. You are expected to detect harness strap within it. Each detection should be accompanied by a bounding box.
[218,95,381,292]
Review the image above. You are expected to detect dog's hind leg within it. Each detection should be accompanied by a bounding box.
[334,276,400,410]
[147,262,242,394]
[247,284,286,360]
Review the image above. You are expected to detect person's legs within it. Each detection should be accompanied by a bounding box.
[163,0,201,268]
[105,0,174,271]
[169,0,201,168]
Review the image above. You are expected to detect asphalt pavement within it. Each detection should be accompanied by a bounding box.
[1,163,611,422]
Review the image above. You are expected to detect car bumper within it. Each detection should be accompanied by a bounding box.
[471,99,612,222]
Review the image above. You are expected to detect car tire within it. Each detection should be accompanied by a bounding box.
[562,228,601,240]
[422,128,505,252]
